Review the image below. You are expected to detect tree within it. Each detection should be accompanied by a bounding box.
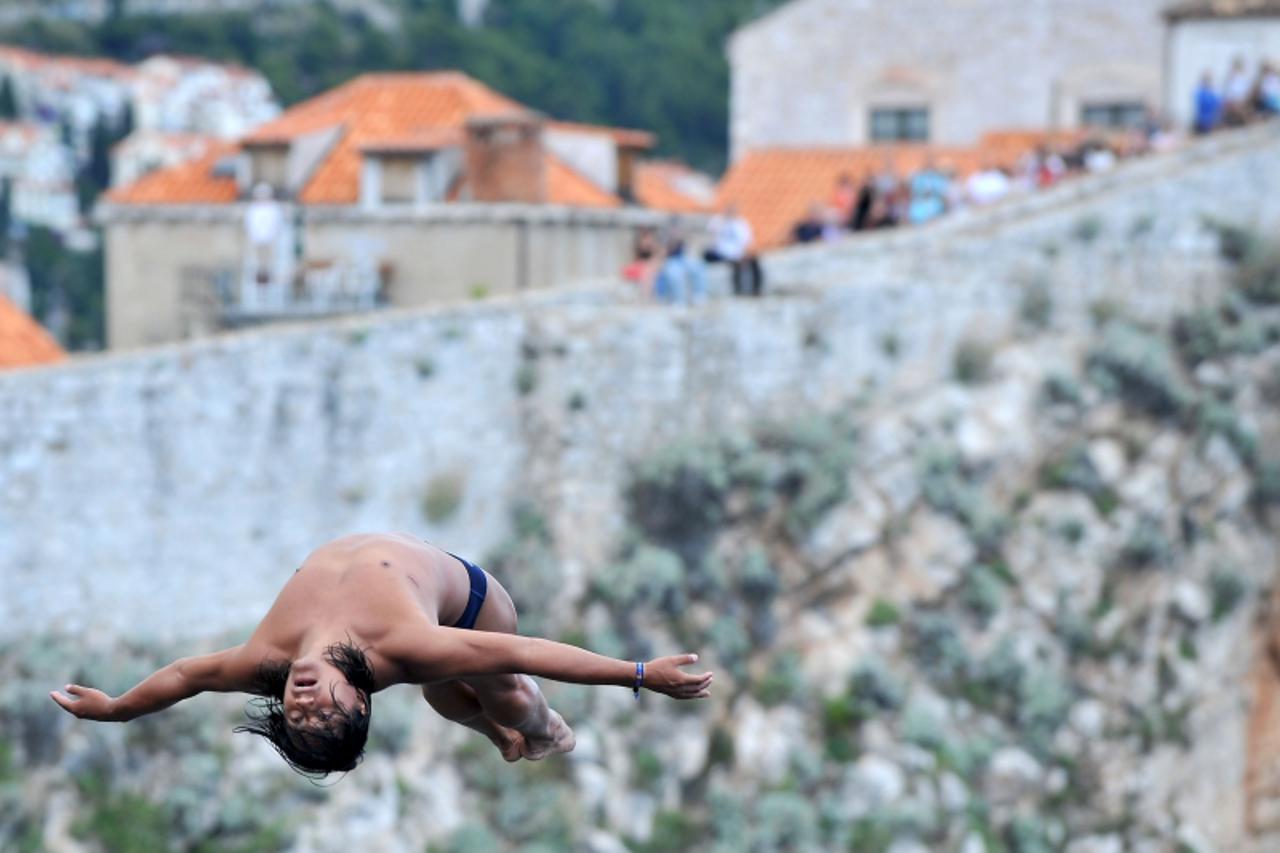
[116,99,134,143]
[0,76,16,121]
[0,177,11,259]
[86,112,112,191]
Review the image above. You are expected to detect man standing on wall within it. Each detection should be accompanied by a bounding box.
[704,202,763,297]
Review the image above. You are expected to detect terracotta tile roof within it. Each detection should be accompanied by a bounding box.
[109,71,658,210]
[359,127,466,154]
[0,45,133,79]
[548,120,656,150]
[1165,0,1280,18]
[634,160,715,213]
[0,295,64,370]
[262,73,531,205]
[103,140,240,204]
[717,130,1086,250]
[544,153,621,208]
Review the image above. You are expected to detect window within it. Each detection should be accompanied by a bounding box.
[1081,102,1146,130]
[870,107,930,142]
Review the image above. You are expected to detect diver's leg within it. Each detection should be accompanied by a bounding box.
[422,680,524,762]
[457,571,575,760]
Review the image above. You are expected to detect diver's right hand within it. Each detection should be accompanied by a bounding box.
[50,684,119,721]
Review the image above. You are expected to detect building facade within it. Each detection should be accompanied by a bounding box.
[727,0,1171,160]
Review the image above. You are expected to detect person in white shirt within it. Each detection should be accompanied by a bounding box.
[245,182,285,285]
[1223,57,1253,125]
[706,203,752,263]
[704,203,763,296]
[965,162,1011,206]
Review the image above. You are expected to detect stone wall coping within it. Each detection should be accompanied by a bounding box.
[0,278,632,383]
[96,199,708,230]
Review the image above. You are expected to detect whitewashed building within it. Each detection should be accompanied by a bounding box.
[130,55,279,139]
[0,121,79,232]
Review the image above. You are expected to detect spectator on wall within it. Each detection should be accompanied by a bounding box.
[907,157,949,225]
[792,202,827,243]
[705,202,763,296]
[654,237,707,305]
[1257,61,1280,115]
[829,172,858,228]
[621,228,661,296]
[1223,56,1253,125]
[851,171,876,230]
[1083,139,1117,173]
[965,159,1011,206]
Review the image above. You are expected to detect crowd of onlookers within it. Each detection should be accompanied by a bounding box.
[622,206,763,305]
[1194,56,1280,134]
[787,55,1279,248]
[622,56,1279,303]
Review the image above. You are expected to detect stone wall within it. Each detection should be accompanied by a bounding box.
[4,125,1280,643]
[728,0,1167,157]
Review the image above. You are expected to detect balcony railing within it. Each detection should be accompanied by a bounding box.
[179,258,392,334]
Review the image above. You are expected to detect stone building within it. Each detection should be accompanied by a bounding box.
[98,72,710,350]
[1164,0,1280,128]
[727,0,1171,160]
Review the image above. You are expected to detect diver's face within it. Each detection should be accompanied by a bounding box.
[282,658,363,732]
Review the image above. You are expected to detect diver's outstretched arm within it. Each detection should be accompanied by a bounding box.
[388,626,713,699]
[49,645,257,722]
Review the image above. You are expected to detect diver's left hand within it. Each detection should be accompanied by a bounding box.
[644,654,714,700]
[50,684,119,721]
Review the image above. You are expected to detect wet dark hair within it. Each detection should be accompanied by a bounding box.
[234,640,375,777]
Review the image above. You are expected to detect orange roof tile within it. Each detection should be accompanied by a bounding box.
[110,71,660,210]
[103,141,240,205]
[545,153,621,208]
[0,45,132,79]
[0,295,64,369]
[275,73,530,205]
[634,160,715,214]
[359,127,466,154]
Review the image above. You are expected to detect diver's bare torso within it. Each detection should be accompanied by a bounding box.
[241,533,478,690]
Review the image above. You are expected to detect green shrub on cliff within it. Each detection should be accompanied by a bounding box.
[1086,323,1195,421]
[1172,302,1267,366]
[953,339,994,384]
[627,438,731,546]
[1196,401,1259,467]
[595,545,687,614]
[919,450,1009,559]
[1236,242,1280,305]
[756,416,855,537]
[908,611,971,685]
[1118,517,1173,570]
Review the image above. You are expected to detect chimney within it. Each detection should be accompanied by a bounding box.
[464,112,547,204]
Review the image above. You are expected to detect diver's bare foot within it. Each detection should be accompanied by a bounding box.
[488,725,525,762]
[520,710,575,760]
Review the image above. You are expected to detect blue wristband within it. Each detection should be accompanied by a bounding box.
[633,661,645,699]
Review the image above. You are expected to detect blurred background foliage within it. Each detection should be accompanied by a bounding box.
[1,0,787,175]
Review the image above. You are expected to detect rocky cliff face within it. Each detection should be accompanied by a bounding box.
[5,229,1280,852]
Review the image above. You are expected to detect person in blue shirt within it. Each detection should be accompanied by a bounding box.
[1194,71,1222,135]
[908,158,950,225]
